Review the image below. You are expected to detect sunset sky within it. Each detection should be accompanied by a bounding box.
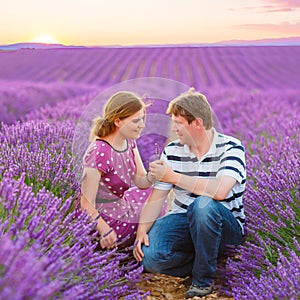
[1,0,300,46]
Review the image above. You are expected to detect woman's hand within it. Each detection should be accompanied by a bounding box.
[100,227,118,249]
[97,222,118,249]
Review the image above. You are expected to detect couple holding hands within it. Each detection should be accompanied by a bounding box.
[80,89,246,298]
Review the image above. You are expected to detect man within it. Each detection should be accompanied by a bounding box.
[133,89,246,298]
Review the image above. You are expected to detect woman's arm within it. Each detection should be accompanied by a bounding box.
[80,167,117,248]
[132,147,156,189]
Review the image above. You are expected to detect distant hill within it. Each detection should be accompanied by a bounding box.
[0,36,300,50]
[0,43,86,51]
[213,36,300,46]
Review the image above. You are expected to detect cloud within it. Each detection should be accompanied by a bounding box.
[264,0,300,8]
[238,21,300,34]
[235,0,300,13]
[262,0,300,12]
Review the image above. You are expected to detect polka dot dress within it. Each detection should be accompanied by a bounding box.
[83,139,152,248]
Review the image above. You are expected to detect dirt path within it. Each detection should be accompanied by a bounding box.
[137,273,234,300]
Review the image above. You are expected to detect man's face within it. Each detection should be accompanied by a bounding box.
[171,114,196,145]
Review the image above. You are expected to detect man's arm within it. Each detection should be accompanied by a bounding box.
[133,188,169,261]
[149,161,236,200]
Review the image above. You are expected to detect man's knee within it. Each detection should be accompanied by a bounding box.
[189,196,218,215]
[141,244,171,273]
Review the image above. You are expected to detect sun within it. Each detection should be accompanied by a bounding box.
[30,34,61,45]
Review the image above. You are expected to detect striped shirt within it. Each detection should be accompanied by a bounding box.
[154,128,246,233]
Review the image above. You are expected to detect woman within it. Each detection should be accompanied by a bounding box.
[80,91,156,249]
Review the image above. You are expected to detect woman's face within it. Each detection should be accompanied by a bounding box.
[117,108,146,139]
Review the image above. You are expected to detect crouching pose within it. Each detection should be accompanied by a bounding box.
[133,89,246,298]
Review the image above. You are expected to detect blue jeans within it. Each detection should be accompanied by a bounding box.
[142,196,243,287]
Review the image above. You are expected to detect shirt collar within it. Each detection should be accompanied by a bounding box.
[183,127,218,157]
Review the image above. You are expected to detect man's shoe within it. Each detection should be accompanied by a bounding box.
[185,284,213,298]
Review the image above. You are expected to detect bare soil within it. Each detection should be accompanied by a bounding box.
[137,273,234,300]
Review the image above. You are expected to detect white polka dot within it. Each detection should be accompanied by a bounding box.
[117,215,121,219]
[96,152,99,155]
[104,178,110,182]
[104,209,107,213]
[107,221,111,224]
[118,235,122,238]
[119,187,123,190]
[133,231,137,234]
[123,223,127,226]
[109,214,112,217]
[98,163,102,167]
[91,163,94,167]
[139,197,143,200]
[117,203,120,206]
[113,207,116,211]
[116,226,120,230]
[136,190,140,193]
[132,225,135,229]
[113,191,117,194]
[102,144,105,146]
[107,160,110,164]
[142,192,146,196]
[107,186,111,189]
[119,165,122,169]
[114,171,118,175]
[100,153,104,156]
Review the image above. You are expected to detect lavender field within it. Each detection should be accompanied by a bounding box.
[0,45,299,299]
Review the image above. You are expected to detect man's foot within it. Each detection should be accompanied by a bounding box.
[185,284,213,298]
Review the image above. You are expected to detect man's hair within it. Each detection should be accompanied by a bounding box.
[166,88,213,129]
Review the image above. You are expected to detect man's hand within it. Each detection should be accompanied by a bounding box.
[149,160,173,182]
[133,233,149,262]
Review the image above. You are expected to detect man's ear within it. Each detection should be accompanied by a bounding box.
[193,117,204,129]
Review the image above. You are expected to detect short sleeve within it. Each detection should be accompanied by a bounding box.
[152,146,173,191]
[216,143,246,183]
[83,141,112,174]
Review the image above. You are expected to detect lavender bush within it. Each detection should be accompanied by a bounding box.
[0,45,299,299]
[212,89,300,299]
[0,172,148,299]
[0,79,96,125]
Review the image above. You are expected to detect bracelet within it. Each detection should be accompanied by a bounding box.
[101,227,113,238]
[146,172,153,184]
[94,212,101,221]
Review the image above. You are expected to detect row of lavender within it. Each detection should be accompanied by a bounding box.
[1,83,299,298]
[0,46,299,89]
[1,46,300,126]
